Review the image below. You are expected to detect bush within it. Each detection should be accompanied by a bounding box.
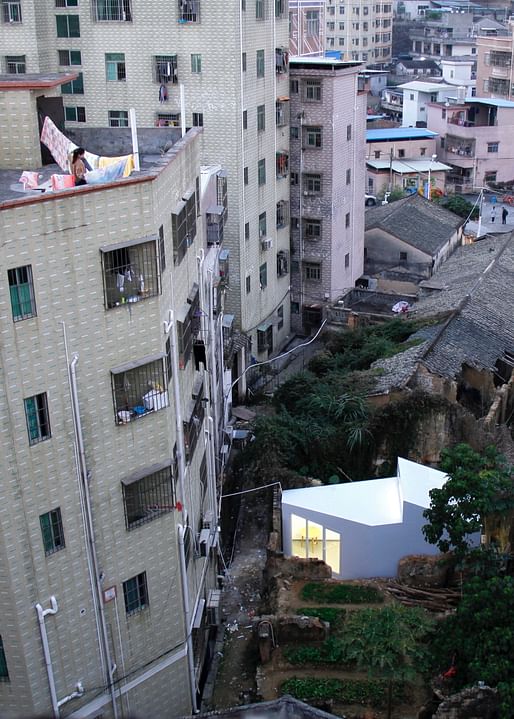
[281,676,404,706]
[301,582,384,604]
[298,607,346,625]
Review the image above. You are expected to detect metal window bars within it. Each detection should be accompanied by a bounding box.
[112,358,168,425]
[178,0,200,22]
[102,240,159,309]
[92,0,132,21]
[155,55,178,84]
[122,466,175,529]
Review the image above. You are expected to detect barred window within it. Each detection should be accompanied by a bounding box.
[276,99,289,126]
[156,112,180,127]
[304,262,321,281]
[177,284,200,369]
[5,54,25,73]
[172,190,196,265]
[24,393,51,445]
[0,637,8,683]
[93,0,132,21]
[2,1,21,23]
[8,265,36,321]
[100,237,160,309]
[111,355,168,425]
[276,200,289,229]
[304,219,322,240]
[122,463,175,530]
[106,52,126,81]
[123,572,148,615]
[276,152,288,178]
[183,375,205,462]
[277,250,288,277]
[40,508,65,555]
[304,173,321,194]
[155,55,178,84]
[179,0,200,22]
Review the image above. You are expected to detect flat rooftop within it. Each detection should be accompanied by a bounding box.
[0,126,185,207]
[366,127,438,141]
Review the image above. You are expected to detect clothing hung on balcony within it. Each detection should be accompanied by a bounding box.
[159,84,168,103]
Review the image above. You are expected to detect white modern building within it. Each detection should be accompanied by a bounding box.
[399,80,456,126]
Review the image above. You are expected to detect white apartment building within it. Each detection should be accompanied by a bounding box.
[324,0,393,65]
[399,80,456,126]
[0,75,227,719]
[0,0,291,387]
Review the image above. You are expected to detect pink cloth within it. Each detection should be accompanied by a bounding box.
[18,171,41,189]
[40,117,72,171]
[51,174,75,191]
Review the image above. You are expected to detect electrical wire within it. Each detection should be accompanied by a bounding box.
[221,481,282,499]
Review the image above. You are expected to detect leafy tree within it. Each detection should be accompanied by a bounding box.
[441,195,479,220]
[341,605,433,719]
[423,444,514,555]
[430,576,514,718]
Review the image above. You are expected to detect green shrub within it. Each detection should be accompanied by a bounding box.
[281,676,404,706]
[284,636,349,666]
[298,607,346,625]
[301,582,384,604]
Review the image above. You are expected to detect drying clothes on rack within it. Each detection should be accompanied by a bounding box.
[98,153,134,178]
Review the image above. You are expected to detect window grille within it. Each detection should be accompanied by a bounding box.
[206,207,225,245]
[40,508,65,555]
[0,637,8,682]
[122,464,175,529]
[276,200,289,229]
[2,1,21,22]
[5,54,25,73]
[172,190,196,264]
[276,152,289,178]
[275,47,288,73]
[111,355,168,424]
[156,113,180,127]
[93,0,132,21]
[216,171,228,219]
[177,284,200,369]
[8,265,36,321]
[277,250,289,277]
[123,572,148,615]
[304,219,321,240]
[304,262,321,281]
[101,238,159,309]
[178,0,200,22]
[183,377,205,462]
[24,393,51,445]
[155,55,178,84]
[276,99,289,126]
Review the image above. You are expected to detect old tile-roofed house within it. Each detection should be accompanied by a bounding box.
[185,696,341,719]
[364,194,464,281]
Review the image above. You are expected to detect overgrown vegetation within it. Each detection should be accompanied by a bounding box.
[281,676,405,706]
[437,195,479,220]
[298,607,346,626]
[301,582,383,605]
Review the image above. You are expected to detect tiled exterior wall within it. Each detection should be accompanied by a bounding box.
[0,130,218,718]
[324,0,392,63]
[0,88,45,168]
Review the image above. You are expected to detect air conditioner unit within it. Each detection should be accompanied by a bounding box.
[199,528,210,557]
[207,589,222,625]
[261,237,273,250]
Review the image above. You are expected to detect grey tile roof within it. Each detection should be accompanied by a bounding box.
[185,696,341,719]
[365,194,463,256]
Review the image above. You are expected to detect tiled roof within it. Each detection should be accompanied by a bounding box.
[365,194,463,256]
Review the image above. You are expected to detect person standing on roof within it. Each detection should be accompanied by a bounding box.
[71,147,87,186]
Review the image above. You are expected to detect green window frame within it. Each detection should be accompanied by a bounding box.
[257,104,265,131]
[123,572,149,615]
[40,508,65,555]
[65,106,86,122]
[256,49,265,78]
[105,52,126,81]
[24,393,51,445]
[61,72,84,94]
[56,14,80,37]
[58,49,82,66]
[191,53,202,73]
[0,637,9,682]
[8,265,36,321]
[257,158,266,186]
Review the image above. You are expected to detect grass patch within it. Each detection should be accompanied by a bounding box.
[301,582,384,605]
[282,676,404,706]
[284,637,349,666]
[298,607,346,626]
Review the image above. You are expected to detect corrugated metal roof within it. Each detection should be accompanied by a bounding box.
[366,127,438,141]
[464,96,514,108]
[366,159,451,172]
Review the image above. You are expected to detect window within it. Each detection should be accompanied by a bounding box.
[374,150,380,159]
[93,0,132,21]
[339,21,344,29]
[257,104,265,131]
[158,225,166,272]
[123,572,149,615]
[276,47,288,74]
[256,49,265,78]
[346,168,351,185]
[305,173,321,193]
[40,508,65,555]
[122,464,175,530]
[192,112,203,127]
[290,79,299,94]
[345,212,350,228]
[111,355,168,423]
[305,219,321,240]
[5,55,25,73]
[245,222,250,241]
[155,55,178,83]
[345,252,350,268]
[304,262,321,281]
[259,212,267,238]
[56,14,80,37]
[277,250,288,277]
[0,638,8,682]
[290,171,299,186]
[275,0,285,17]
[276,200,289,228]
[291,301,300,314]
[484,171,497,184]
[305,126,322,148]
[58,49,81,66]
[24,393,51,445]
[399,251,407,262]
[172,189,197,264]
[276,100,288,126]
[306,10,319,35]
[56,0,78,4]
[183,375,205,461]
[242,52,246,71]
[246,275,251,294]
[258,158,266,186]
[276,152,288,178]
[290,126,299,139]
[106,52,126,81]
[339,37,344,46]
[8,266,36,321]
[244,166,248,185]
[191,53,202,73]
[178,0,200,22]
[257,324,273,353]
[176,285,200,369]
[256,0,264,18]
[398,149,405,158]
[304,80,321,102]
[2,1,21,23]
[61,72,84,94]
[108,110,128,127]
[420,147,426,156]
[487,142,499,153]
[65,106,86,122]
[346,124,352,141]
[156,113,180,127]
[243,110,247,129]
[259,262,267,288]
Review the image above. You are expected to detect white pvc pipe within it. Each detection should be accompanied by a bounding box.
[207,269,220,452]
[35,597,59,719]
[180,85,186,138]
[129,109,140,172]
[58,683,85,708]
[178,525,198,713]
[169,312,187,523]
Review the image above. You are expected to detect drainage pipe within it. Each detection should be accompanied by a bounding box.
[35,597,59,719]
[178,524,198,713]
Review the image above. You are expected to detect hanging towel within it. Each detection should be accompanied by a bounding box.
[40,117,73,171]
[98,154,135,178]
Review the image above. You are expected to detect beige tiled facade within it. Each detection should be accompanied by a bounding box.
[0,0,292,361]
[324,0,392,64]
[0,114,224,717]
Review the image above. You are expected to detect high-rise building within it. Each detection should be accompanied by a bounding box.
[324,0,393,65]
[289,58,366,333]
[476,22,514,101]
[0,0,291,389]
[0,74,227,719]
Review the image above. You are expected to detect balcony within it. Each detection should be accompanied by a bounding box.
[276,152,289,179]
[100,236,160,309]
[111,355,169,425]
[92,0,132,21]
[276,48,289,75]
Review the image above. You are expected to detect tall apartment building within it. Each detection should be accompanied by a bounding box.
[0,75,227,718]
[289,0,325,57]
[324,0,393,65]
[476,22,514,100]
[289,58,366,333]
[0,0,291,388]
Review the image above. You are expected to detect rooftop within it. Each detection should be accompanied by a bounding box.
[0,72,78,89]
[366,159,451,173]
[289,57,362,70]
[365,194,463,255]
[463,96,514,109]
[187,696,341,719]
[398,81,454,93]
[366,127,438,141]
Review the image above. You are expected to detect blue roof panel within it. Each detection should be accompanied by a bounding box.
[366,127,438,142]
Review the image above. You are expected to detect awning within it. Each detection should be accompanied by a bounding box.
[121,459,172,486]
[257,320,273,332]
[100,233,158,253]
[111,351,166,375]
